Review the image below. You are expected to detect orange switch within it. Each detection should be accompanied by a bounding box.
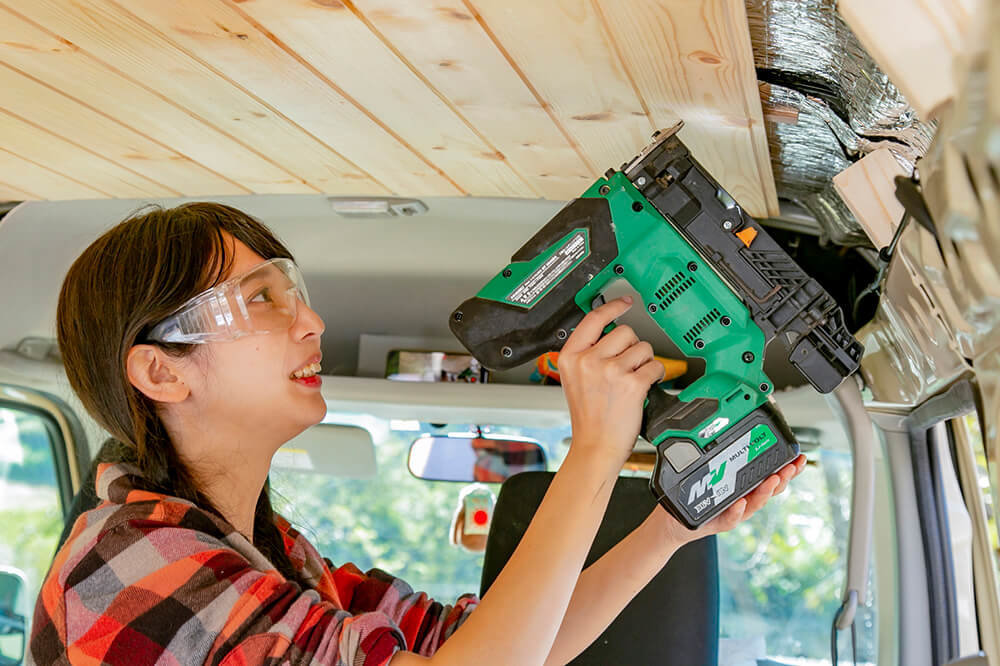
[735,226,758,247]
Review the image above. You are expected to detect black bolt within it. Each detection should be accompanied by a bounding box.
[742,351,755,363]
[694,339,705,350]
[501,346,513,358]
[614,264,624,275]
[721,316,731,326]
[648,303,658,314]
[744,394,751,400]
[599,185,611,195]
[503,269,513,278]
[687,262,698,272]
[759,383,770,392]
[632,201,644,212]
[453,311,463,322]
[556,329,568,340]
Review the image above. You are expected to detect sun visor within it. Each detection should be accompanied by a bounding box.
[274,423,376,479]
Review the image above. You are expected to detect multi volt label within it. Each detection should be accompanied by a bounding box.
[506,230,589,307]
[679,424,777,519]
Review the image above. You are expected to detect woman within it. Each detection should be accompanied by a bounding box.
[30,202,804,665]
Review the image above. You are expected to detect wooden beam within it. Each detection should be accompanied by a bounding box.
[833,148,909,249]
[0,64,247,196]
[838,0,982,120]
[595,0,779,217]
[467,0,778,217]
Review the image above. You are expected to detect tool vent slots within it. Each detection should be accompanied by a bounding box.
[684,308,721,344]
[654,270,696,310]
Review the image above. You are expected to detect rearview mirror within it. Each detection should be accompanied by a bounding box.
[0,566,27,665]
[408,434,547,483]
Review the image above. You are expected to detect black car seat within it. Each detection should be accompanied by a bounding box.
[480,471,719,666]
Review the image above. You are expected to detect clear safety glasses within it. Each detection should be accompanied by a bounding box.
[146,258,311,344]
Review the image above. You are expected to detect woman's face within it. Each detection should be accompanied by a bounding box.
[178,236,327,451]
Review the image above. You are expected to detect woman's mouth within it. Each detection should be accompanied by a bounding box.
[290,361,323,387]
[290,361,321,379]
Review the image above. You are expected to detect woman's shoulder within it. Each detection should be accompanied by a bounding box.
[50,463,252,591]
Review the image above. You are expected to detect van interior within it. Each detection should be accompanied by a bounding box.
[1,1,999,665]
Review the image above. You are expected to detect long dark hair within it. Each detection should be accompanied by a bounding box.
[57,202,310,588]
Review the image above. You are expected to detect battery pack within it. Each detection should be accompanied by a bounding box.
[650,400,799,529]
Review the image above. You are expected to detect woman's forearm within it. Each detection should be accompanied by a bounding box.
[394,450,619,666]
[543,508,679,666]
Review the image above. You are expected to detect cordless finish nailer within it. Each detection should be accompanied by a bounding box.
[450,123,863,528]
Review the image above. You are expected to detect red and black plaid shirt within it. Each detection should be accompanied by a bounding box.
[30,462,477,665]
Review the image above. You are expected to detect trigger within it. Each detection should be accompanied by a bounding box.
[591,294,606,310]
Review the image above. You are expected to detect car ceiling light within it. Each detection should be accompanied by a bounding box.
[328,197,429,218]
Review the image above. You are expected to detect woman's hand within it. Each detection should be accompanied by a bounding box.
[557,297,665,470]
[652,454,809,547]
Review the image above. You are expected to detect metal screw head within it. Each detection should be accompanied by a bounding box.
[742,351,755,363]
[599,185,611,195]
[687,262,698,272]
[648,304,658,314]
[694,339,706,350]
[632,201,644,212]
[453,311,464,322]
[759,383,770,392]
[721,316,731,326]
[614,264,624,275]
[636,176,647,186]
[501,346,513,358]
[502,268,512,278]
[556,329,568,340]
[723,219,734,230]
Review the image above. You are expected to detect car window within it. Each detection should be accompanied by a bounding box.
[269,414,572,602]
[717,445,877,666]
[954,414,1000,592]
[0,405,65,660]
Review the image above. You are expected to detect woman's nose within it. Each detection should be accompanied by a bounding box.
[293,299,325,338]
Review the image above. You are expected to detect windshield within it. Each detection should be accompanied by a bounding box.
[269,414,571,602]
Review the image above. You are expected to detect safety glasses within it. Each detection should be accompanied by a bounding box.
[146,258,310,344]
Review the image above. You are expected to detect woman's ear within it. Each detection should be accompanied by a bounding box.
[126,345,190,404]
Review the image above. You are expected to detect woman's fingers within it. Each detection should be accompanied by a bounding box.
[593,324,641,359]
[615,339,654,371]
[772,455,807,495]
[561,297,633,353]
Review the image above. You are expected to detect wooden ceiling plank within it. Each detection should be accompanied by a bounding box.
[0,147,117,200]
[0,180,42,202]
[0,64,248,197]
[838,0,980,121]
[465,0,654,182]
[595,0,779,217]
[0,6,321,195]
[351,0,595,200]
[60,0,462,196]
[0,109,177,197]
[227,0,537,198]
[1,0,403,196]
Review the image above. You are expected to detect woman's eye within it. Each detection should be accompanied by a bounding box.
[249,288,273,304]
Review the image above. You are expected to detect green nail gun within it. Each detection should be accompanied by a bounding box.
[450,123,863,529]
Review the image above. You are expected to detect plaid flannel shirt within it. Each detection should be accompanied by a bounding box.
[29,462,477,665]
